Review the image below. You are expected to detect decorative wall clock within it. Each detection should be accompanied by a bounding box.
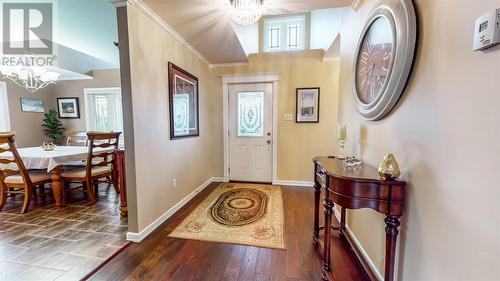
[353,0,417,121]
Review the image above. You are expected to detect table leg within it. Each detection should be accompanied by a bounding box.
[313,182,321,245]
[115,150,128,217]
[384,216,401,281]
[50,167,64,207]
[322,197,334,281]
[339,207,346,236]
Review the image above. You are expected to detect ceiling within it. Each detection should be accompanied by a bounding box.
[141,0,355,64]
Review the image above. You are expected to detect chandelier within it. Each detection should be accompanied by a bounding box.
[230,0,264,25]
[0,66,60,94]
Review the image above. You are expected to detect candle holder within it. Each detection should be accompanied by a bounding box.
[336,123,347,160]
[338,139,346,160]
[41,142,56,151]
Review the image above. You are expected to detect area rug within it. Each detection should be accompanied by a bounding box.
[168,183,285,249]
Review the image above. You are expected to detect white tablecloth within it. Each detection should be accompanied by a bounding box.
[0,146,91,172]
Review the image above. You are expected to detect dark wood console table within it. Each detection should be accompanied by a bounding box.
[313,157,406,281]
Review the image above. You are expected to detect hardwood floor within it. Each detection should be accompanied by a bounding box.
[0,184,128,281]
[89,183,370,281]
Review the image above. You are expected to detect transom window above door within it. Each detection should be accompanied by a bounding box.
[263,15,307,52]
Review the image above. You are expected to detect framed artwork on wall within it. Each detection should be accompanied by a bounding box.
[296,88,320,123]
[57,97,80,119]
[20,98,45,113]
[168,62,199,139]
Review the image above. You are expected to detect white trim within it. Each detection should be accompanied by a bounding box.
[333,208,384,281]
[221,72,280,183]
[351,0,363,11]
[322,56,340,62]
[108,0,127,7]
[221,72,280,84]
[127,0,211,66]
[272,180,314,187]
[126,177,224,242]
[209,62,250,69]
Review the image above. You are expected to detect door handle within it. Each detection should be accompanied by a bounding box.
[267,140,271,145]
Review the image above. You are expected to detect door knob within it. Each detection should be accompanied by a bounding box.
[267,140,271,144]
[267,132,271,136]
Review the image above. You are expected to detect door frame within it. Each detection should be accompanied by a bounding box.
[221,72,279,183]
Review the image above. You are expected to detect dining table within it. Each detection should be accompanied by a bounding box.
[0,145,101,207]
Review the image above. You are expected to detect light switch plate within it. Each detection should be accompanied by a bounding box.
[284,114,294,121]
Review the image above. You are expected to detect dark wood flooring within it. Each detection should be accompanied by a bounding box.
[88,183,369,281]
[0,184,128,281]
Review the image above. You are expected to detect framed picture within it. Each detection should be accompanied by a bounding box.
[168,62,199,139]
[20,98,45,113]
[296,88,320,123]
[57,97,80,119]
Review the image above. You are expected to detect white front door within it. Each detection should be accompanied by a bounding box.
[229,83,273,182]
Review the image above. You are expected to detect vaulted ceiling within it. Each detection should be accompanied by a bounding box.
[140,0,355,64]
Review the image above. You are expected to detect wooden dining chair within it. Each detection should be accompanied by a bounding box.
[65,131,88,146]
[0,132,52,213]
[61,132,121,202]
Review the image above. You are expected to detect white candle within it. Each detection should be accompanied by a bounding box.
[337,124,346,141]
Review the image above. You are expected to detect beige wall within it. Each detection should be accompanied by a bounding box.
[4,81,55,147]
[337,0,500,280]
[2,69,120,147]
[215,50,340,181]
[127,4,224,232]
[53,69,121,132]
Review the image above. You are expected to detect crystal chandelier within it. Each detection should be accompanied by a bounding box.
[230,0,264,26]
[0,66,60,94]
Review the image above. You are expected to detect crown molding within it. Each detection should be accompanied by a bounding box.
[108,0,127,7]
[127,0,212,66]
[322,56,340,62]
[351,0,363,11]
[209,62,250,69]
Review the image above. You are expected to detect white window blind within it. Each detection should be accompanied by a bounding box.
[84,88,124,147]
[0,82,11,132]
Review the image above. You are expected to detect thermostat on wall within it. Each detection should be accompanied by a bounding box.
[473,8,500,51]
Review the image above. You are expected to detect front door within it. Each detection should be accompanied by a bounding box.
[229,83,273,182]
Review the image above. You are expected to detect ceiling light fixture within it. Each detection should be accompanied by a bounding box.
[230,0,264,26]
[0,66,60,94]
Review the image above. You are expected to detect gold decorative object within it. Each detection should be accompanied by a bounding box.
[41,142,56,151]
[378,153,401,180]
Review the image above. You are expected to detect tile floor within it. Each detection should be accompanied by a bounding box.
[0,184,128,281]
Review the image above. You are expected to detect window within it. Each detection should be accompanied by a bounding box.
[264,15,307,52]
[0,82,10,132]
[238,92,264,137]
[84,87,124,146]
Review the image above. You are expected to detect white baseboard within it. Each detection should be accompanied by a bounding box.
[333,208,384,281]
[272,180,314,187]
[126,177,224,242]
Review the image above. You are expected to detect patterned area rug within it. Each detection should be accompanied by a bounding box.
[168,183,285,249]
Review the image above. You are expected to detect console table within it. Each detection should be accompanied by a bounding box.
[312,157,406,281]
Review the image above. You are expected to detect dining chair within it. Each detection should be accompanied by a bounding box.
[61,132,121,202]
[0,132,52,213]
[65,131,88,146]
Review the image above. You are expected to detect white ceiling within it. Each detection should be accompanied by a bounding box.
[141,0,355,64]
